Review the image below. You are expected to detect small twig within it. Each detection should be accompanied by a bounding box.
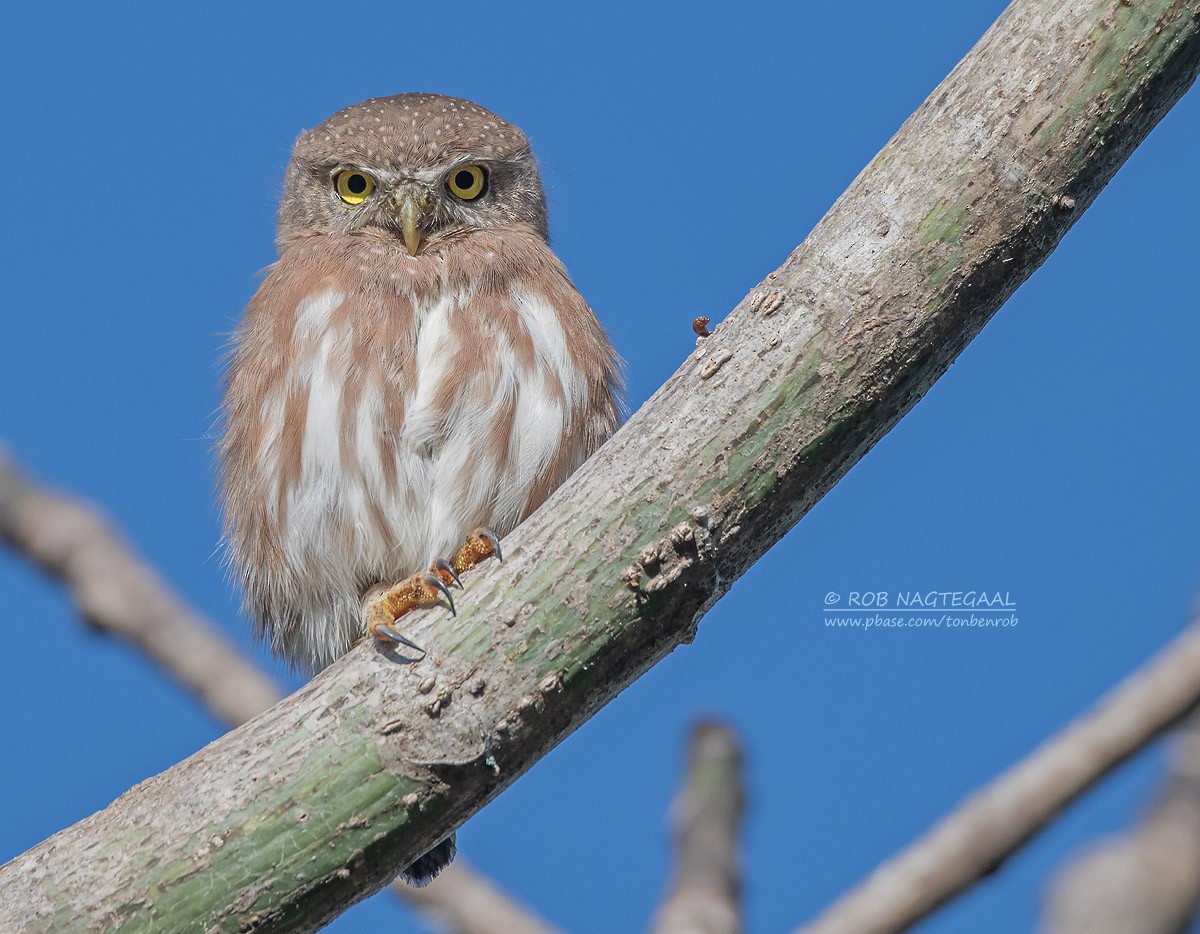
[651,720,745,934]
[0,445,558,934]
[1042,709,1200,934]
[793,616,1200,934]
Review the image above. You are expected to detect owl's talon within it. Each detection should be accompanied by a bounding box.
[432,558,463,589]
[424,573,457,615]
[477,527,502,564]
[375,625,425,653]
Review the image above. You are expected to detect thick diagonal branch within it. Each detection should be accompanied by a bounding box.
[2,1,1198,931]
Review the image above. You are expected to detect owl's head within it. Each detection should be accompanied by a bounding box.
[277,93,548,254]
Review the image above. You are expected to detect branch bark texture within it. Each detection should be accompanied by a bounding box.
[2,0,1197,930]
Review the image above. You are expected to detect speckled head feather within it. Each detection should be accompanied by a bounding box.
[301,93,529,167]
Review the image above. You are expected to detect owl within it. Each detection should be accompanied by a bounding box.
[218,93,620,884]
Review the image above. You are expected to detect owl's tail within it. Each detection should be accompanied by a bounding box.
[399,833,457,887]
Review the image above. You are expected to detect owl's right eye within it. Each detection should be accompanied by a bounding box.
[334,170,375,206]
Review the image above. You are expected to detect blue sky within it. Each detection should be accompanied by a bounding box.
[3,2,1199,932]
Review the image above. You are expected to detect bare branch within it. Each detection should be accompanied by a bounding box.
[0,446,278,727]
[1041,710,1200,934]
[0,447,559,934]
[2,0,1198,930]
[792,616,1200,934]
[651,720,745,934]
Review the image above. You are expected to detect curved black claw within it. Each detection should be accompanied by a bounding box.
[375,625,425,654]
[425,572,457,616]
[432,558,463,589]
[477,527,503,563]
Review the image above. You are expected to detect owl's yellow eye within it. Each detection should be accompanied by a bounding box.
[446,164,487,201]
[335,170,375,205]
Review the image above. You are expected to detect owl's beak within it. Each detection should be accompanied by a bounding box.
[396,190,424,256]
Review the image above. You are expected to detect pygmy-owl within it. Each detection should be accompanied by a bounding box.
[218,93,620,883]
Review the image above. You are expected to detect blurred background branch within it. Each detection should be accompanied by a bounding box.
[652,720,746,934]
[1042,707,1200,934]
[793,613,1200,934]
[0,445,278,726]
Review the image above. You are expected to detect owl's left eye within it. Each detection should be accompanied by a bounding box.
[446,164,487,201]
[335,170,375,206]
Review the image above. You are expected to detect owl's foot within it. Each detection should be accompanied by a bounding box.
[363,530,501,651]
[363,573,456,651]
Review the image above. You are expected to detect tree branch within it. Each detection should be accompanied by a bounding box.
[0,448,559,934]
[792,613,1200,934]
[651,720,745,934]
[2,0,1197,930]
[0,446,279,727]
[1042,708,1200,934]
